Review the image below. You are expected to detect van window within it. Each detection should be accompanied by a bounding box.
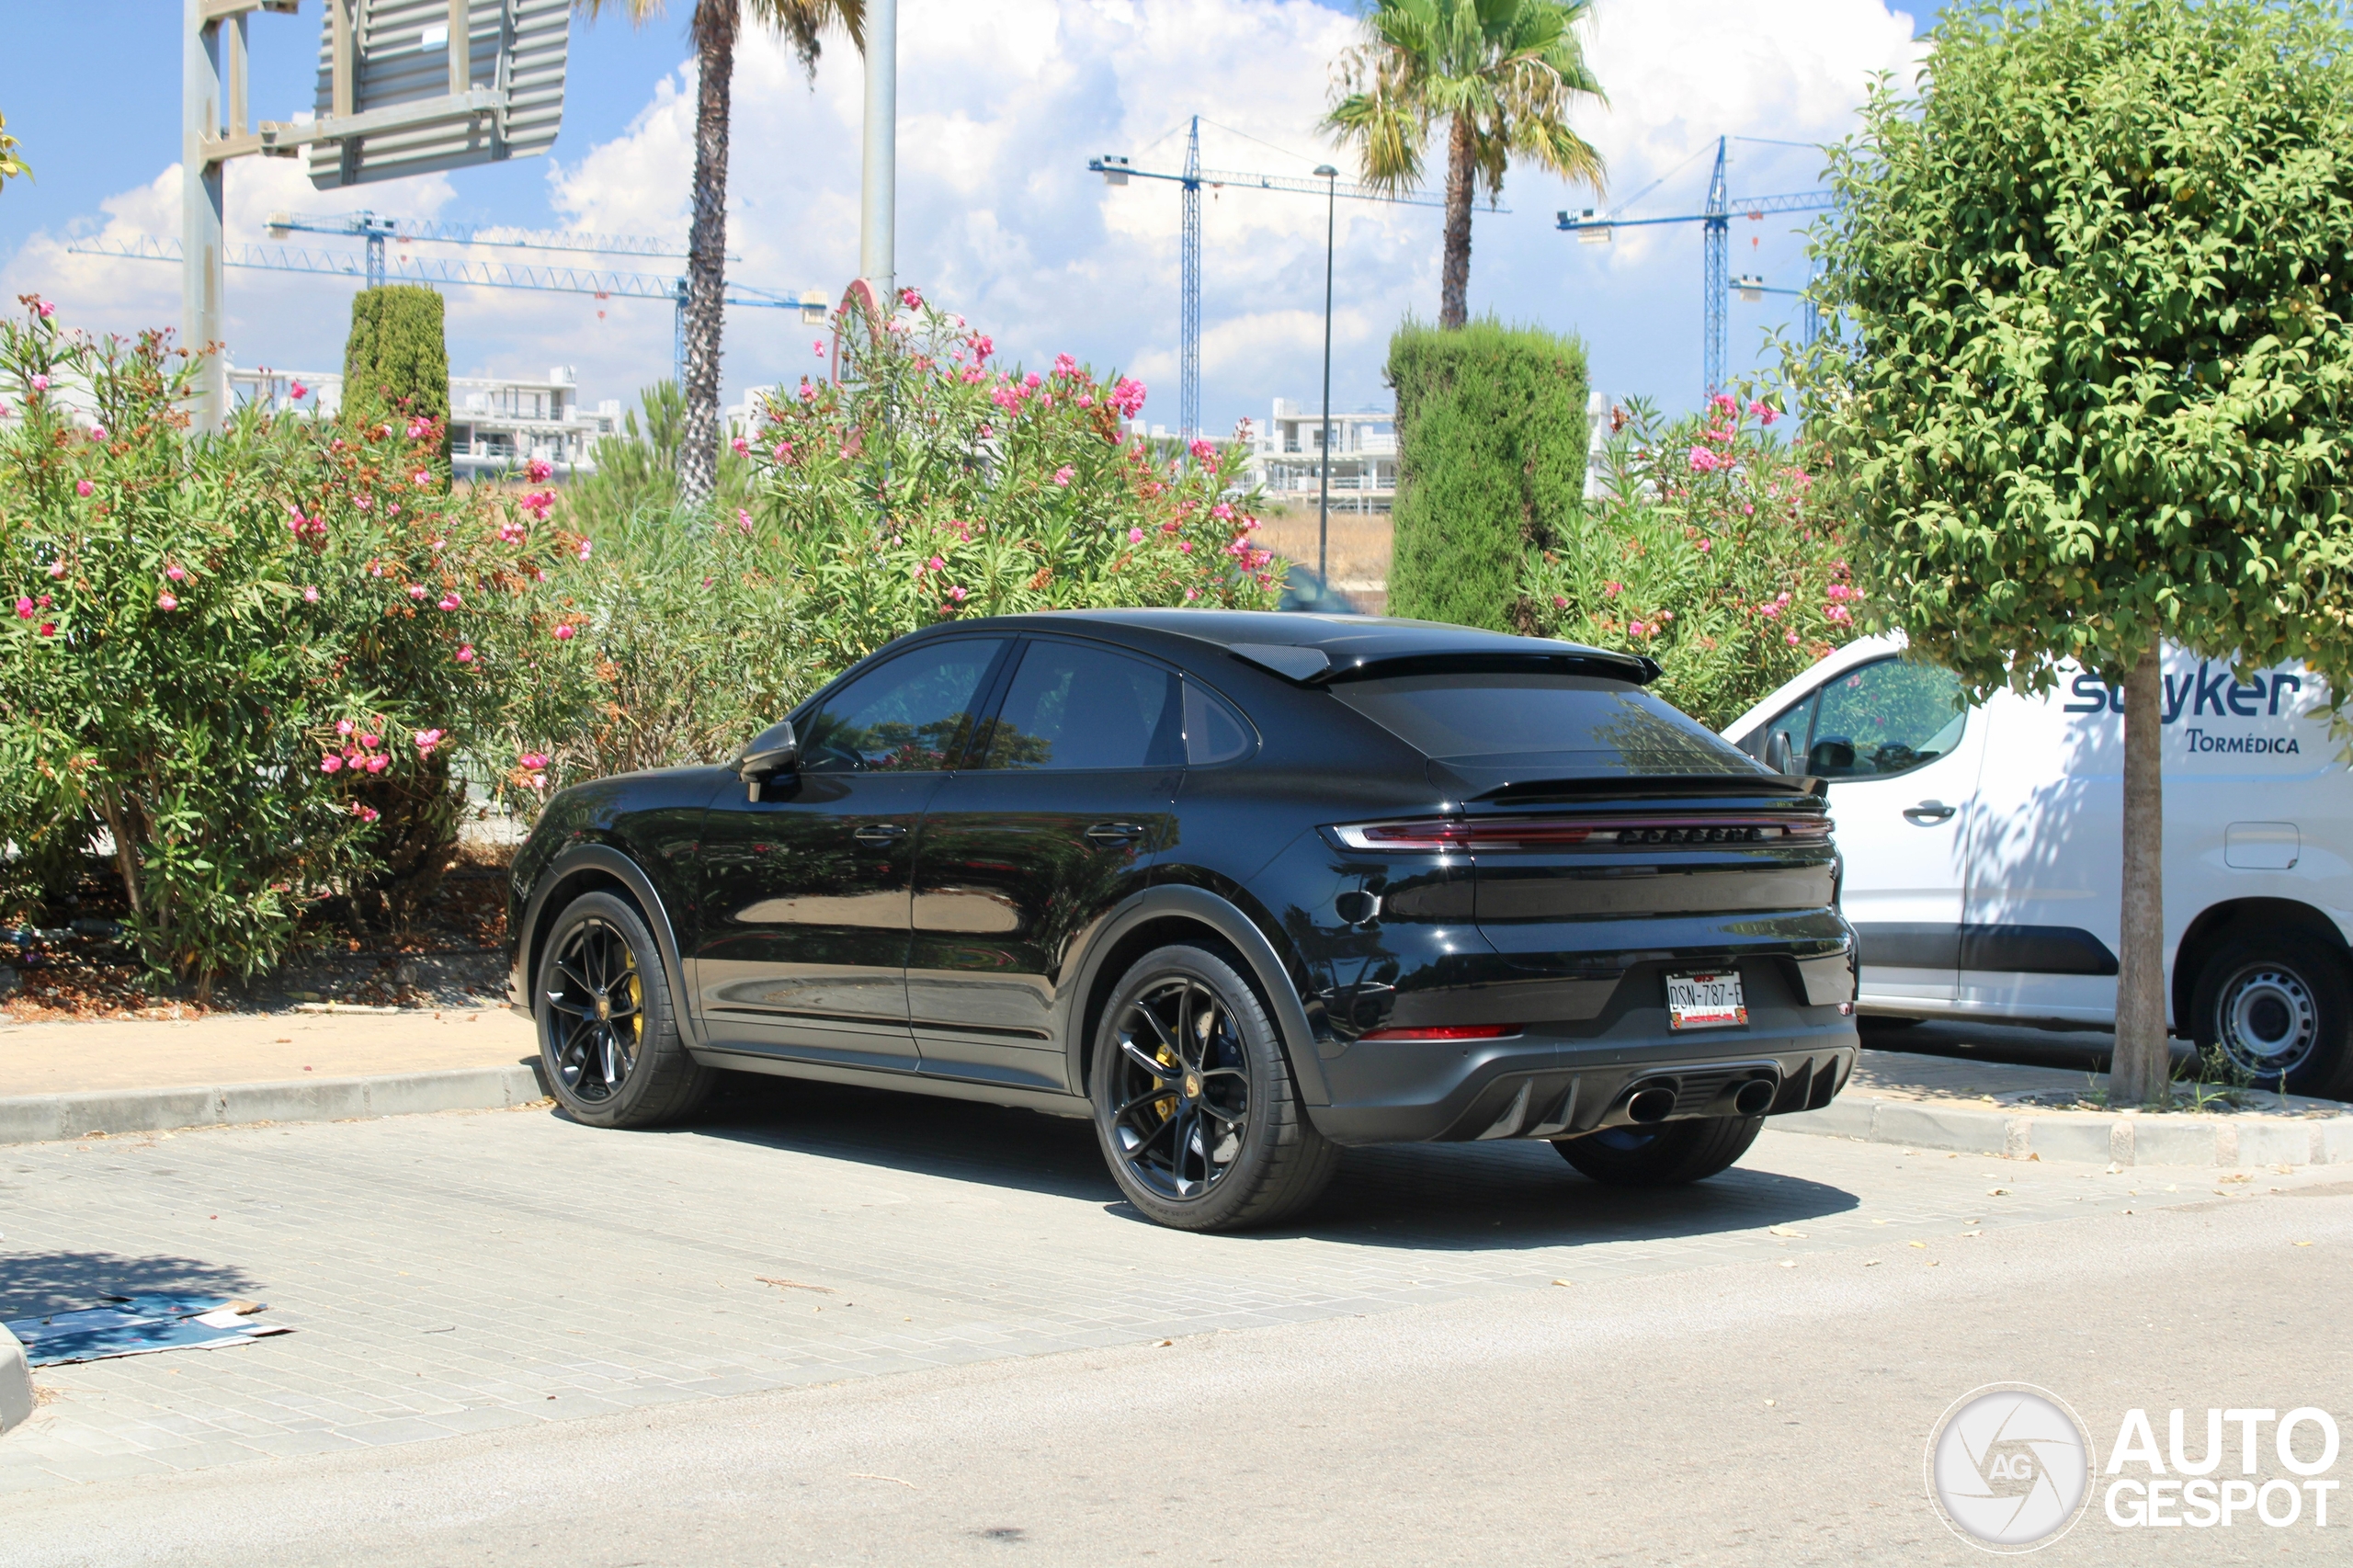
[1807,658,1969,778]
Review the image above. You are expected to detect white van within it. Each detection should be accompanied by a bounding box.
[1722,635,2353,1096]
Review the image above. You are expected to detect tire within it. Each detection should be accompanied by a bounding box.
[1090,943,1336,1232]
[2190,933,2353,1099]
[1553,1115,1764,1187]
[535,891,714,1129]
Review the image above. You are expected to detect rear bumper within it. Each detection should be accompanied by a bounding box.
[1303,1006,1859,1146]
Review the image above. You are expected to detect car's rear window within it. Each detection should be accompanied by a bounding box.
[1331,673,1760,777]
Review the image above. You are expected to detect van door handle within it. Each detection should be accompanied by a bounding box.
[1086,822,1146,847]
[853,823,908,847]
[1903,801,1957,824]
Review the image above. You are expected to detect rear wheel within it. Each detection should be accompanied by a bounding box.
[1090,943,1336,1232]
[536,891,714,1129]
[1553,1116,1763,1187]
[2191,934,2353,1099]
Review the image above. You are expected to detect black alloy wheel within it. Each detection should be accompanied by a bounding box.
[1091,944,1336,1232]
[1553,1115,1764,1187]
[2192,934,2353,1099]
[535,891,714,1129]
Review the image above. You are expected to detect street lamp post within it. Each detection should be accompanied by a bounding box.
[1315,164,1337,585]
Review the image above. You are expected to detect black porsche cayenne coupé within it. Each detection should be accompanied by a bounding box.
[506,610,1859,1231]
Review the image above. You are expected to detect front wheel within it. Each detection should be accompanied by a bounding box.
[536,891,714,1129]
[1553,1115,1764,1187]
[2191,934,2353,1099]
[1090,944,1336,1232]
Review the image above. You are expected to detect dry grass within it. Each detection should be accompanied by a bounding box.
[1253,505,1394,612]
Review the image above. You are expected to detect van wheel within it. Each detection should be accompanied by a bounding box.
[2191,935,2353,1099]
[1553,1116,1763,1187]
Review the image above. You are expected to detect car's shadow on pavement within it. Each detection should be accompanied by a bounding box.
[0,1251,263,1321]
[664,1072,1860,1252]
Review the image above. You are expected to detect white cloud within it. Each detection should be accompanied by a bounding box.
[4,0,1926,422]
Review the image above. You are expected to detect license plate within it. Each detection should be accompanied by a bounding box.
[1666,971,1747,1030]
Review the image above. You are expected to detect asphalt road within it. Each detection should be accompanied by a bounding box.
[6,1093,2351,1565]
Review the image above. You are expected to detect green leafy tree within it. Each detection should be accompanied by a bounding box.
[1386,317,1586,631]
[560,381,754,535]
[342,285,451,472]
[1796,0,2353,1103]
[1324,0,1605,329]
[576,0,863,505]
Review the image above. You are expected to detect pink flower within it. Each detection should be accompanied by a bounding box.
[1128,528,1144,543]
[731,437,749,456]
[1553,595,1568,609]
[360,733,381,748]
[1052,466,1074,487]
[1785,631,1801,646]
[352,803,381,824]
[1184,587,1198,601]
[410,470,431,488]
[290,381,309,401]
[1178,540,1192,554]
[799,381,818,403]
[320,755,343,774]
[364,756,387,773]
[74,479,92,497]
[1108,377,1147,417]
[46,559,66,578]
[88,424,107,441]
[1022,371,1041,391]
[455,642,477,663]
[970,335,995,363]
[35,594,50,609]
[527,458,554,483]
[552,623,576,642]
[165,563,188,583]
[576,540,593,562]
[949,585,967,602]
[354,494,372,511]
[1760,602,1780,619]
[1053,353,1078,378]
[406,418,430,440]
[28,375,48,392]
[414,728,445,756]
[812,339,828,358]
[156,591,177,611]
[899,286,925,310]
[337,721,355,736]
[438,593,461,611]
[737,509,754,535]
[1210,502,1234,522]
[1711,392,1737,415]
[407,584,427,600]
[517,753,551,772]
[38,622,53,637]
[13,597,31,619]
[1188,438,1217,467]
[1076,394,1095,409]
[1604,581,1621,597]
[302,585,320,603]
[34,300,54,320]
[1688,447,1721,473]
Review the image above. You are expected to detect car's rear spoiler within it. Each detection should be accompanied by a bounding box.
[1227,644,1661,687]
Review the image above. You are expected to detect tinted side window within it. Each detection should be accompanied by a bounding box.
[798,639,1006,773]
[1809,658,1968,778]
[1742,693,1817,764]
[1183,679,1255,765]
[976,641,1183,771]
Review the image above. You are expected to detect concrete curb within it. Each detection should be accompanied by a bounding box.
[0,1323,29,1435]
[1779,1096,2353,1167]
[0,1062,550,1146]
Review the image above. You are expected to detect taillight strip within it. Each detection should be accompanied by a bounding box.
[1330,814,1833,851]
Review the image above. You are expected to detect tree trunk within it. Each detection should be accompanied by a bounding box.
[2111,646,2171,1106]
[1439,112,1475,330]
[678,0,738,507]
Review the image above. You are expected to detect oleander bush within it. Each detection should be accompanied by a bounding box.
[0,299,574,992]
[1521,392,1862,731]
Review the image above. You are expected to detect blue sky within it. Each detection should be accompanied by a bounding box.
[0,1,1941,428]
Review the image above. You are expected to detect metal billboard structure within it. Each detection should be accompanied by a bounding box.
[180,1,570,432]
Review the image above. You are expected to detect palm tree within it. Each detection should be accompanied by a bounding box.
[1324,0,1605,330]
[578,1,864,505]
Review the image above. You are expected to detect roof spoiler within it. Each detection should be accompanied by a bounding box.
[1227,644,1661,687]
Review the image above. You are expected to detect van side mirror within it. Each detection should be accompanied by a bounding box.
[1764,730,1795,775]
[735,720,799,801]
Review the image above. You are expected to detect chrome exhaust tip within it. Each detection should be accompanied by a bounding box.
[1625,1086,1677,1124]
[1733,1078,1777,1117]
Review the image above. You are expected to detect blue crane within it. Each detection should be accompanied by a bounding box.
[1557,136,1831,402]
[68,234,824,391]
[1089,116,1453,447]
[261,210,703,290]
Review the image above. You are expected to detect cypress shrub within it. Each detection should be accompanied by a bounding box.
[1386,318,1588,631]
[342,285,451,469]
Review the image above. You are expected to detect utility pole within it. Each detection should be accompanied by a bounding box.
[1315,165,1337,585]
[859,0,896,301]
[182,0,241,435]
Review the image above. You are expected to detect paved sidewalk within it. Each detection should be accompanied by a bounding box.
[0,1008,531,1096]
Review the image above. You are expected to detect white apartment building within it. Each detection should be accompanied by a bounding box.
[1247,399,1398,513]
[226,364,623,482]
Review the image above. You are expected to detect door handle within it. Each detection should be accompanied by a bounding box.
[1902,801,1957,824]
[1086,822,1146,847]
[852,823,909,847]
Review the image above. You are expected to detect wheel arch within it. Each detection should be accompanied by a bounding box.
[1063,886,1330,1108]
[2173,897,2352,1032]
[517,845,702,1050]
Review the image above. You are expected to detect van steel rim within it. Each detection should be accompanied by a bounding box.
[1108,976,1249,1201]
[545,918,645,1102]
[2219,964,2317,1080]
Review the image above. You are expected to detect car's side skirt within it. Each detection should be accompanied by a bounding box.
[688,1046,1094,1119]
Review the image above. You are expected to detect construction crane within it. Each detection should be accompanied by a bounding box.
[1557,136,1831,401]
[1088,116,1455,447]
[68,235,826,390]
[262,210,699,290]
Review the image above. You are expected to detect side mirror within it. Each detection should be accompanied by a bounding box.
[734,720,799,801]
[1764,730,1795,775]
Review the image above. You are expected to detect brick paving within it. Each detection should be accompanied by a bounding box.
[0,1076,2239,1491]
